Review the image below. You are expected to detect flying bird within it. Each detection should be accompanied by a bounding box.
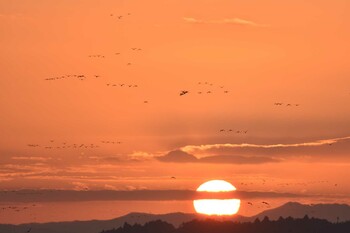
[180,90,189,96]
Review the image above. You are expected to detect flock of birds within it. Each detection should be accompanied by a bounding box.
[44,74,100,81]
[274,102,300,107]
[179,83,231,96]
[106,83,138,88]
[101,140,122,144]
[110,12,131,20]
[27,140,122,150]
[0,205,35,212]
[219,129,248,133]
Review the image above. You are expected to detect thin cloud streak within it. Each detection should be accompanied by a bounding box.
[0,189,313,202]
[180,136,350,153]
[183,17,268,27]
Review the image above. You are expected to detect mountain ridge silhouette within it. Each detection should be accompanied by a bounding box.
[1,202,349,233]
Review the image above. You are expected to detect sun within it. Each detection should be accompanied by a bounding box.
[193,180,241,216]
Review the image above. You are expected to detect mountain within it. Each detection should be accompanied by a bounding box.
[0,212,203,233]
[0,202,349,233]
[251,202,350,222]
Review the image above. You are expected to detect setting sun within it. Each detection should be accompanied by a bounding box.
[193,180,241,216]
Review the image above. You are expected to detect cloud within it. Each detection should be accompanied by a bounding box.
[157,150,198,163]
[156,150,279,164]
[0,189,312,202]
[156,136,350,164]
[183,17,268,27]
[180,136,350,158]
[72,182,89,191]
[200,155,280,164]
[11,156,51,162]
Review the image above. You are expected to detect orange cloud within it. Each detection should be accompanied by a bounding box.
[180,136,350,153]
[183,17,268,27]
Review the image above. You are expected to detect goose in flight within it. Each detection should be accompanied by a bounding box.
[180,90,189,96]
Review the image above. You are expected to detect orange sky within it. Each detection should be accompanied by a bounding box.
[0,0,350,223]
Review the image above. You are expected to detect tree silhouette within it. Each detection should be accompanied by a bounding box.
[101,217,350,233]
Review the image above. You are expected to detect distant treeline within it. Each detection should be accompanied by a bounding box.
[101,216,350,233]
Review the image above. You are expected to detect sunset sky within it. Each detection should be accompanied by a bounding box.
[0,0,350,224]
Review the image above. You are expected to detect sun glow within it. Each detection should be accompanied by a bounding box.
[193,180,240,216]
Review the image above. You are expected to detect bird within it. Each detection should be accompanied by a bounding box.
[262,201,270,205]
[180,90,189,96]
[127,63,132,66]
[144,101,148,104]
[220,129,225,132]
[117,16,123,19]
[171,177,176,179]
[247,202,253,206]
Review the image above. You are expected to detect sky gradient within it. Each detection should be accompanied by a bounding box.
[0,0,350,224]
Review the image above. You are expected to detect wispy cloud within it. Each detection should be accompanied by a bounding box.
[0,189,312,202]
[180,136,350,154]
[183,17,268,27]
[11,156,51,161]
[157,150,279,164]
[72,182,89,191]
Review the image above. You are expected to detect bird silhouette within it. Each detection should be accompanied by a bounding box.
[180,90,189,96]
